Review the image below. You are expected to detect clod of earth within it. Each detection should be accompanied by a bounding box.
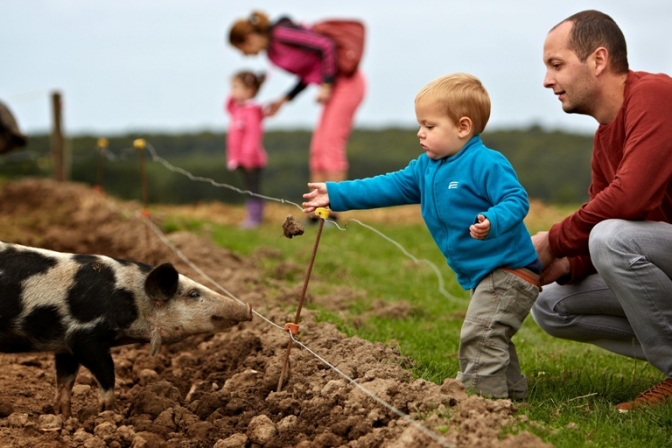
[282,215,305,239]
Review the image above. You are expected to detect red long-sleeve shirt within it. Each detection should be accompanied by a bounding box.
[549,71,672,282]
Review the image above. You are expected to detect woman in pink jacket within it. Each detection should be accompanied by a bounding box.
[228,11,366,220]
[226,70,267,228]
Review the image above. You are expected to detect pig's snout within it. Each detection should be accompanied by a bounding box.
[212,302,253,326]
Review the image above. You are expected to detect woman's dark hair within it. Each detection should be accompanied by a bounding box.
[229,11,271,46]
[559,10,629,74]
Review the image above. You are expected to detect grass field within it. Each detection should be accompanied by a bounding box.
[162,201,672,448]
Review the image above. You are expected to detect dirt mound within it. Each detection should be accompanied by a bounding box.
[0,178,550,448]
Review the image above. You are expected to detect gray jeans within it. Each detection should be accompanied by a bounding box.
[457,268,539,399]
[531,219,672,377]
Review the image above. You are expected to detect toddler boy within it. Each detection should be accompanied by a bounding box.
[302,73,541,399]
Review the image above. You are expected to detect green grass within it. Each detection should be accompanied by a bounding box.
[163,207,672,448]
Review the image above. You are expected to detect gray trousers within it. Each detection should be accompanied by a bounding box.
[531,219,672,377]
[457,268,539,399]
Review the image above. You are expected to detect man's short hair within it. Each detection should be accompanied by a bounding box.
[558,10,629,74]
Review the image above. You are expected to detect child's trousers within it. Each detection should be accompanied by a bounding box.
[456,268,539,399]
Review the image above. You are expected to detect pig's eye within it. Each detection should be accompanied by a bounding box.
[187,289,201,299]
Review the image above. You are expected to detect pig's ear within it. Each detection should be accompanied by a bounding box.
[145,263,179,304]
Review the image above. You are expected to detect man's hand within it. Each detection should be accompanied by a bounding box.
[540,257,570,286]
[532,231,555,268]
[532,230,571,286]
[302,182,330,213]
[470,214,490,239]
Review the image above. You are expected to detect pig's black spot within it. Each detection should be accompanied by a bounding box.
[72,254,100,266]
[0,246,57,279]
[22,305,66,343]
[0,246,57,330]
[66,260,138,328]
[0,334,35,352]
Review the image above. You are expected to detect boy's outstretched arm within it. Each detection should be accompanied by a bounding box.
[302,182,330,213]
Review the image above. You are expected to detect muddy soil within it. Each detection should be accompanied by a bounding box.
[0,178,551,448]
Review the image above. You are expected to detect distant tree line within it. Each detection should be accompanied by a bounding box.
[0,126,593,206]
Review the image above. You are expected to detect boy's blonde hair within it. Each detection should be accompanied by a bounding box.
[415,73,491,135]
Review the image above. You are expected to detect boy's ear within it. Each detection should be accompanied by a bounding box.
[458,117,473,138]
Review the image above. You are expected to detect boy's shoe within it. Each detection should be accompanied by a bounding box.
[615,378,672,412]
[508,375,528,401]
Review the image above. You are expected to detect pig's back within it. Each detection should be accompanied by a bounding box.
[0,241,149,353]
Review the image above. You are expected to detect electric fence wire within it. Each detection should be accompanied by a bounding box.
[143,142,300,208]
[70,145,137,163]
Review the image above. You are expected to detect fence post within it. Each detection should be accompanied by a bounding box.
[50,91,65,181]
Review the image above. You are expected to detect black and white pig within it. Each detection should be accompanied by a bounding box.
[0,241,253,418]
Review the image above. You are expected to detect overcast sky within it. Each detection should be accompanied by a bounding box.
[2,0,671,136]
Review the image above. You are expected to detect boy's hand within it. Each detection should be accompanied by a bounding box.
[302,182,330,213]
[470,214,490,239]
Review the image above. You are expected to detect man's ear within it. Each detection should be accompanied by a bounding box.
[592,46,609,76]
[458,117,473,138]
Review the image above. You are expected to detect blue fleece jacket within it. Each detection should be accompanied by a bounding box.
[326,135,538,290]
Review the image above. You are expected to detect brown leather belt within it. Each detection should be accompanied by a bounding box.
[501,267,541,288]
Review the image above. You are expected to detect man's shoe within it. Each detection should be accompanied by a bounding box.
[615,378,672,412]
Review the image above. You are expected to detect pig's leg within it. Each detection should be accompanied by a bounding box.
[54,353,80,419]
[69,338,117,413]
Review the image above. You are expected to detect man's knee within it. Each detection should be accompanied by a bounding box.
[589,219,635,270]
[530,290,566,338]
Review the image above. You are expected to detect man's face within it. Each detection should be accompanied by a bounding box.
[543,21,598,116]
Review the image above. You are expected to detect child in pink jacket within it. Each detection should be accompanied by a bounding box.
[225,70,267,228]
